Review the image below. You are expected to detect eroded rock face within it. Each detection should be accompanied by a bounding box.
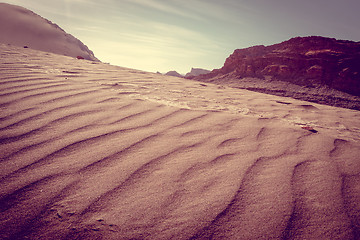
[306,65,323,79]
[192,36,360,96]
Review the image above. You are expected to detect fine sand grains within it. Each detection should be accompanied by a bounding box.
[1,44,360,239]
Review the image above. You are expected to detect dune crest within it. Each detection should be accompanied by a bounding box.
[0,3,98,61]
[1,44,360,239]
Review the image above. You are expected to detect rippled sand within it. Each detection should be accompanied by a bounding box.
[1,44,359,239]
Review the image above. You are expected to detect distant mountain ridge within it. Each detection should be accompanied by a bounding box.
[189,36,360,109]
[0,3,98,61]
[164,68,210,78]
[165,71,183,78]
[185,68,211,78]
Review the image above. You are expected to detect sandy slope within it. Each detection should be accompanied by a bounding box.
[1,44,360,239]
[193,75,360,111]
[0,3,98,61]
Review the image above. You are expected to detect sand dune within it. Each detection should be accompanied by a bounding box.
[0,3,98,61]
[1,44,360,239]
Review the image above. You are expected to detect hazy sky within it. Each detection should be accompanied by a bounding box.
[3,0,360,73]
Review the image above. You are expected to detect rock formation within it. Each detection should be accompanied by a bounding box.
[164,68,211,78]
[185,68,211,78]
[165,71,183,78]
[189,36,360,108]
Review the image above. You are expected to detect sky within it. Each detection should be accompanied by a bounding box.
[2,0,360,74]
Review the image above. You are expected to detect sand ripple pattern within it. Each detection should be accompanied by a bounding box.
[1,44,360,239]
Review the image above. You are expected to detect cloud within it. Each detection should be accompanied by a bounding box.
[121,0,205,21]
[113,20,221,56]
[86,20,222,73]
[168,0,255,25]
[119,0,253,25]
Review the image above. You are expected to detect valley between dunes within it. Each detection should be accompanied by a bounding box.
[1,44,360,239]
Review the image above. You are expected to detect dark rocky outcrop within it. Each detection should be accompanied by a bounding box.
[189,36,360,109]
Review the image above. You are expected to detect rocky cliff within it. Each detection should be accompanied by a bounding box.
[190,36,360,109]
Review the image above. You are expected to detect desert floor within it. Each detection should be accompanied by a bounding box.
[1,44,360,239]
